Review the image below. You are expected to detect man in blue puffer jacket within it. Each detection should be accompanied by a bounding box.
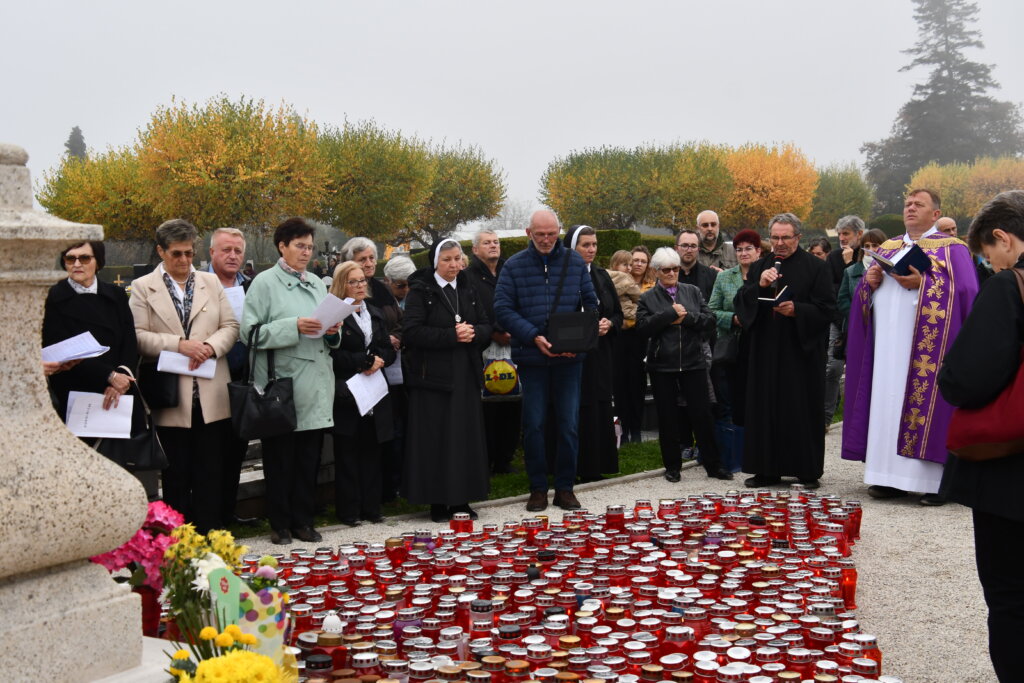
[494,210,599,512]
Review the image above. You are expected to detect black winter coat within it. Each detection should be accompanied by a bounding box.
[42,279,138,419]
[636,282,714,373]
[678,261,717,304]
[401,269,493,392]
[939,257,1024,522]
[331,302,396,441]
[464,255,507,334]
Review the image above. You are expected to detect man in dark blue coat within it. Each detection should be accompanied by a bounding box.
[494,210,598,512]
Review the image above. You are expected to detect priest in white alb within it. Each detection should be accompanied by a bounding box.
[842,188,978,504]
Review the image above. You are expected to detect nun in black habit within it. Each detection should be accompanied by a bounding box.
[402,239,493,523]
[565,225,623,480]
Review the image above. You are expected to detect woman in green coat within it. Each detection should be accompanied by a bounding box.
[241,218,341,546]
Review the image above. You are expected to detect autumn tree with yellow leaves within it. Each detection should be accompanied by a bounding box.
[38,148,159,241]
[315,122,434,242]
[400,144,506,248]
[723,143,818,231]
[908,157,1024,220]
[541,146,659,230]
[136,96,328,231]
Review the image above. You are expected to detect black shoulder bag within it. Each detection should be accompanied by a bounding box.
[227,324,297,440]
[93,365,169,472]
[546,252,599,354]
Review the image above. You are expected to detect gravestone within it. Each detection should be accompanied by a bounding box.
[0,143,148,680]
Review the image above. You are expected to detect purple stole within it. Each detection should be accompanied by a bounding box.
[842,235,979,464]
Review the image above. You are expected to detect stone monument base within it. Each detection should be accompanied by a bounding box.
[0,561,141,681]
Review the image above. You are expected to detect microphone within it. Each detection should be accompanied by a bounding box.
[773,260,782,295]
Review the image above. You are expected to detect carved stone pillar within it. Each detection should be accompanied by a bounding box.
[0,143,148,680]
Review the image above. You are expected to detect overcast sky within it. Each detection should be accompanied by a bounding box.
[3,0,1023,212]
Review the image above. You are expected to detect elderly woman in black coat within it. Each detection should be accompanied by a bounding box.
[636,246,733,483]
[329,261,396,526]
[402,239,492,523]
[43,241,137,417]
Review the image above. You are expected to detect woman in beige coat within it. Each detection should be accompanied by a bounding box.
[130,219,239,533]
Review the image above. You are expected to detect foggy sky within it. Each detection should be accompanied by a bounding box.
[3,0,1023,213]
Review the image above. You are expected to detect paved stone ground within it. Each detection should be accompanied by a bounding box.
[246,425,995,682]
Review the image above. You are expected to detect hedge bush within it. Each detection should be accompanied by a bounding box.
[400,229,677,271]
[870,214,905,238]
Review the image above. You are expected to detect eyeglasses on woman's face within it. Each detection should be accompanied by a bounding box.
[347,278,368,287]
[659,266,680,274]
[63,254,94,265]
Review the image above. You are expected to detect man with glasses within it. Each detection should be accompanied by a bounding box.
[494,210,598,512]
[696,210,738,272]
[735,213,835,489]
[676,229,717,303]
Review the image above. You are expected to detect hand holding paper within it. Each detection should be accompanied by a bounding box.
[41,331,109,364]
[66,391,134,438]
[158,350,217,378]
[303,294,356,338]
[346,370,388,416]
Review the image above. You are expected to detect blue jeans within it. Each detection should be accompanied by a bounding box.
[519,362,583,492]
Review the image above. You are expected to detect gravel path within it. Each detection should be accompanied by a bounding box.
[245,424,994,682]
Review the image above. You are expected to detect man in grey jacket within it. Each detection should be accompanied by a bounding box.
[696,210,738,272]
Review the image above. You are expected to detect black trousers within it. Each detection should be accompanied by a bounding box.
[334,417,382,521]
[482,399,522,470]
[613,329,647,433]
[157,401,230,534]
[649,370,721,473]
[261,429,323,533]
[974,508,1024,682]
[220,433,250,524]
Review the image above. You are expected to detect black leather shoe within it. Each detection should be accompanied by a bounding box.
[664,469,681,483]
[744,475,781,488]
[338,518,361,528]
[270,529,291,546]
[707,468,734,481]
[526,490,548,512]
[920,493,947,506]
[553,490,582,510]
[449,504,478,520]
[799,479,821,490]
[868,485,908,499]
[430,504,450,523]
[231,515,262,528]
[291,527,323,543]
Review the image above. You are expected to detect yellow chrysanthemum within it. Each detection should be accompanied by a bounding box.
[258,555,278,568]
[238,633,258,646]
[199,626,218,640]
[214,632,234,648]
[193,650,278,682]
[224,624,242,638]
[173,649,191,661]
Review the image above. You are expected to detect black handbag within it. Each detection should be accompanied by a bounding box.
[713,331,740,364]
[93,366,169,472]
[137,361,179,409]
[546,250,599,354]
[227,324,297,440]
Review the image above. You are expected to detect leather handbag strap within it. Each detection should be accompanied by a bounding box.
[116,364,153,426]
[549,249,573,317]
[246,324,278,385]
